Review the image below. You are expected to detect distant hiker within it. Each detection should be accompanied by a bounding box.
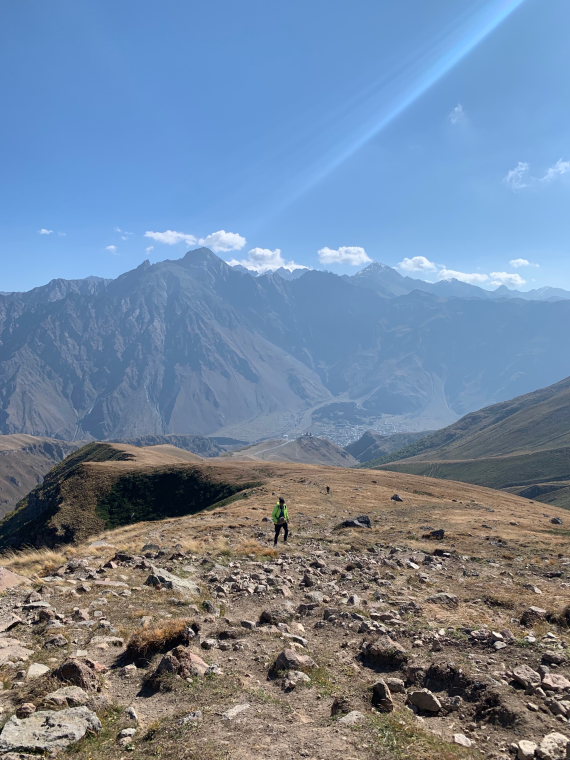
[326,485,330,494]
[272,497,289,546]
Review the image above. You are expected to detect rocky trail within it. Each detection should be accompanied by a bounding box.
[0,466,568,759]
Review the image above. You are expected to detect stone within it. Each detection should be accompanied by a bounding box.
[336,515,372,529]
[371,679,394,713]
[43,634,68,649]
[0,567,31,592]
[0,707,102,753]
[145,566,199,596]
[542,673,570,692]
[43,686,90,707]
[537,732,569,759]
[53,658,101,691]
[180,711,203,725]
[151,646,209,682]
[222,703,250,721]
[15,704,36,719]
[272,648,316,674]
[517,740,538,759]
[337,710,365,725]
[391,494,404,502]
[512,665,541,689]
[407,689,442,713]
[282,670,310,691]
[259,604,295,625]
[427,592,459,608]
[0,638,33,665]
[361,636,409,670]
[453,734,473,748]
[521,606,547,626]
[0,614,23,633]
[26,663,50,680]
[384,676,405,693]
[551,517,563,525]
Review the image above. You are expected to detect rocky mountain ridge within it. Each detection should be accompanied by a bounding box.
[2,248,570,441]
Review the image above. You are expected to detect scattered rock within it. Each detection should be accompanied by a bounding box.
[0,567,31,592]
[43,686,90,708]
[521,606,547,626]
[453,734,473,748]
[0,707,102,753]
[336,515,372,529]
[0,638,33,665]
[371,679,394,713]
[26,663,50,680]
[331,696,351,717]
[427,592,459,608]
[391,494,404,502]
[551,517,563,525]
[536,732,569,759]
[271,648,317,675]
[512,664,541,689]
[517,740,538,759]
[145,566,200,596]
[259,604,295,626]
[360,636,409,671]
[337,711,365,725]
[53,658,101,692]
[222,703,250,721]
[407,689,442,713]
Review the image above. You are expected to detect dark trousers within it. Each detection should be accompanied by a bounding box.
[274,522,289,545]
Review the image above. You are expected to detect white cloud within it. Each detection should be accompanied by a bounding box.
[318,246,371,266]
[398,255,437,273]
[115,226,133,240]
[38,228,54,235]
[144,228,246,253]
[228,247,308,274]
[144,230,197,246]
[489,271,526,287]
[541,159,570,183]
[198,230,246,253]
[438,268,489,285]
[503,161,530,190]
[145,246,155,254]
[509,258,539,269]
[448,103,466,125]
[105,245,118,254]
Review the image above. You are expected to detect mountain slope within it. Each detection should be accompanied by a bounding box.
[231,435,358,466]
[374,376,570,509]
[345,430,431,463]
[0,435,81,517]
[2,249,570,440]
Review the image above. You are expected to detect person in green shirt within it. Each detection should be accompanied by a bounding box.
[272,497,289,546]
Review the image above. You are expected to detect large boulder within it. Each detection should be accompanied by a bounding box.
[336,515,372,530]
[407,689,442,713]
[259,604,295,626]
[0,707,101,753]
[145,567,199,596]
[53,658,101,692]
[536,732,569,760]
[271,648,317,675]
[360,636,409,671]
[371,680,394,713]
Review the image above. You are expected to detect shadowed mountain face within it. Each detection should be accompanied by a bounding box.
[375,375,570,510]
[1,248,570,441]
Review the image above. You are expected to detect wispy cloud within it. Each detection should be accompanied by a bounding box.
[105,245,118,254]
[144,230,197,246]
[228,247,307,274]
[504,158,570,190]
[145,246,155,254]
[489,271,526,288]
[318,246,371,266]
[438,268,490,285]
[448,103,466,126]
[144,229,246,253]
[115,227,133,241]
[398,255,437,273]
[509,258,539,269]
[503,161,530,190]
[541,159,570,183]
[38,228,54,235]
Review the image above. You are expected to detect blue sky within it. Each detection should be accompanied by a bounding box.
[1,0,569,291]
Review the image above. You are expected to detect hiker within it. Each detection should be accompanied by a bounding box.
[272,496,289,546]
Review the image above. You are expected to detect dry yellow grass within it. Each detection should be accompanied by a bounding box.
[0,547,73,577]
[234,538,279,558]
[125,618,197,663]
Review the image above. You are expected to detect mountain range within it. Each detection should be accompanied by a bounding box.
[373,375,570,509]
[1,248,570,442]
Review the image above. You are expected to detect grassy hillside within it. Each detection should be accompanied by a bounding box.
[0,442,260,549]
[0,435,81,517]
[372,376,570,509]
[231,435,358,467]
[346,430,431,463]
